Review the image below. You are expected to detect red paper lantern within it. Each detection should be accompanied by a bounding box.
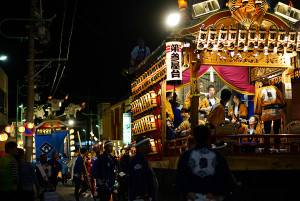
[5,125,13,134]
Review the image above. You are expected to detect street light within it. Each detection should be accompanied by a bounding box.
[68,119,75,125]
[0,55,7,61]
[166,13,180,27]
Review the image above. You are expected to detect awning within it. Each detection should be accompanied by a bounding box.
[167,65,255,95]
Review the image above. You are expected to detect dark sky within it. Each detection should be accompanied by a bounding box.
[0,0,178,117]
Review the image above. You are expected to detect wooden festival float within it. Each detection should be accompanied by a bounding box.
[130,2,300,198]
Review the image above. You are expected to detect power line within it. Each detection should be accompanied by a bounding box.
[52,0,78,97]
[50,0,67,95]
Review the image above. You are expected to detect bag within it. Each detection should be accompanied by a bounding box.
[44,192,58,201]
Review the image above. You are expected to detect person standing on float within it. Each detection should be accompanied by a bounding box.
[254,77,286,149]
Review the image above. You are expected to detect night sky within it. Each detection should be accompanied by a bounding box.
[0,0,178,118]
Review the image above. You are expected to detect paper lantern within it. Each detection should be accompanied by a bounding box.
[0,133,8,141]
[28,123,34,129]
[5,125,13,134]
[19,126,25,133]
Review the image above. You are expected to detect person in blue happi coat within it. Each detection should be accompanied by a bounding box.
[175,125,233,201]
[59,153,70,186]
[74,148,88,201]
[96,141,118,201]
[129,136,159,201]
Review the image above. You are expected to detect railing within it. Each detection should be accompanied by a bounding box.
[165,134,300,156]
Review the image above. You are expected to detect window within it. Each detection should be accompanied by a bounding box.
[0,89,7,114]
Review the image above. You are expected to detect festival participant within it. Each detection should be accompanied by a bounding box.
[175,125,233,201]
[228,93,248,123]
[47,151,62,190]
[238,116,261,143]
[96,141,118,201]
[207,89,232,128]
[176,108,205,138]
[0,141,19,201]
[74,148,88,201]
[254,77,286,149]
[128,136,158,201]
[17,148,40,201]
[36,153,53,200]
[200,85,220,116]
[182,78,207,115]
[59,153,70,186]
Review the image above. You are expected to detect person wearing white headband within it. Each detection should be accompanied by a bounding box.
[95,141,117,201]
[129,136,158,201]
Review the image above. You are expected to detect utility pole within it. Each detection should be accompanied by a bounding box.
[25,0,36,161]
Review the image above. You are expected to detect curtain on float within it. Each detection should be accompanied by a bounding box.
[167,65,255,95]
[35,131,69,158]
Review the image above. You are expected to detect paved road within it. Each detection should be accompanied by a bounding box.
[35,181,95,201]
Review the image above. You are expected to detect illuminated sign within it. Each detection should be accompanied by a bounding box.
[123,113,132,145]
[166,41,182,85]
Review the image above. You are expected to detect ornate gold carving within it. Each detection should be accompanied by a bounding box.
[227,0,269,29]
[250,67,283,82]
[199,50,290,68]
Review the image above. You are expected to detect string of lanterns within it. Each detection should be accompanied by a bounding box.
[196,26,299,54]
[0,123,35,142]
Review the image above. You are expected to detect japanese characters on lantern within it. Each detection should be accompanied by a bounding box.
[166,41,182,85]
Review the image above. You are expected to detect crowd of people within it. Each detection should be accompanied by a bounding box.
[166,76,286,150]
[0,139,157,201]
[0,125,234,201]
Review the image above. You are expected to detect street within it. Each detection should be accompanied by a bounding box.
[35,180,95,201]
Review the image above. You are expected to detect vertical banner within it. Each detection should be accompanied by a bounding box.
[296,32,300,52]
[123,113,131,145]
[217,29,227,52]
[228,29,237,51]
[238,29,247,52]
[268,29,277,53]
[247,29,256,52]
[277,30,286,53]
[207,29,217,51]
[287,31,296,53]
[166,41,182,85]
[197,28,208,51]
[257,29,266,52]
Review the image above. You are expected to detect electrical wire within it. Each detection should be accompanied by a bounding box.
[51,0,78,97]
[50,0,67,95]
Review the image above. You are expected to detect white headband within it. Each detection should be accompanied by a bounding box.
[134,138,150,147]
[104,141,113,147]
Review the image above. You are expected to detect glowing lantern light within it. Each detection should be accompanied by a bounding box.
[5,125,13,133]
[17,140,23,148]
[19,126,25,133]
[0,133,8,141]
[28,123,34,129]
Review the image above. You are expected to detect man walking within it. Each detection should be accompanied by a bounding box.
[74,148,88,201]
[128,136,158,201]
[176,125,233,201]
[96,141,118,201]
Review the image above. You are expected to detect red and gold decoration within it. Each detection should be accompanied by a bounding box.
[226,0,269,29]
[132,115,158,135]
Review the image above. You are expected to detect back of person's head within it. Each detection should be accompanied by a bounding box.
[261,77,270,86]
[63,153,67,158]
[80,148,87,155]
[193,125,211,145]
[220,89,232,102]
[5,141,17,153]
